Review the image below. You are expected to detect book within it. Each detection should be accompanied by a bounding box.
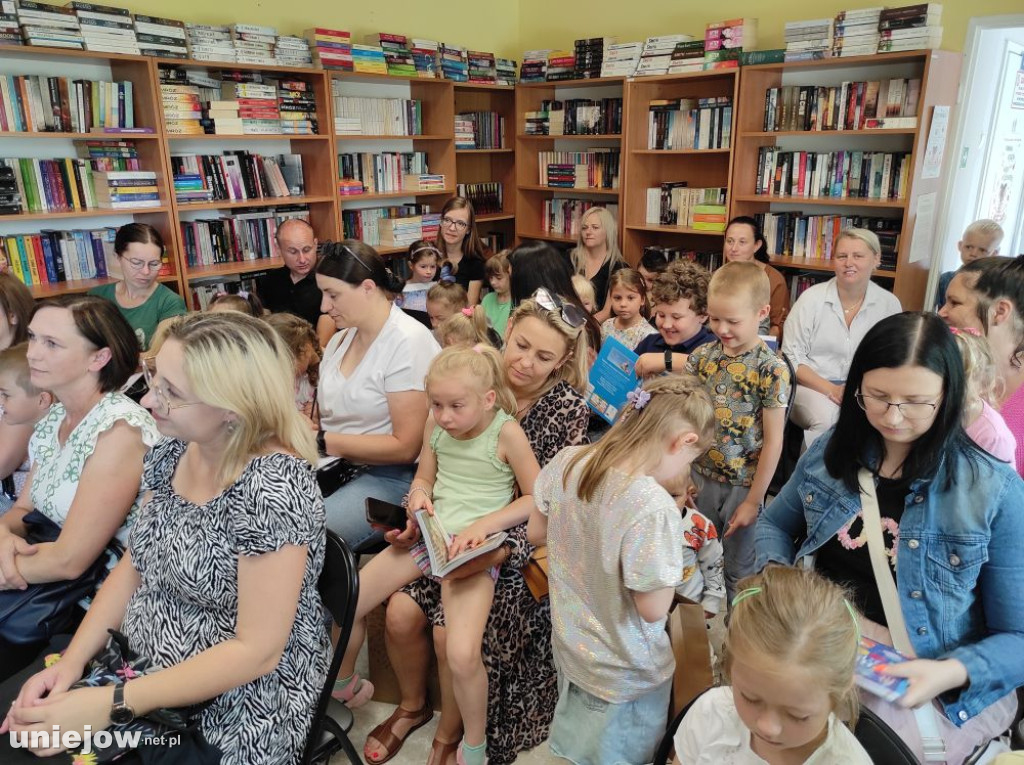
[855,637,911,702]
[585,336,639,424]
[413,509,508,578]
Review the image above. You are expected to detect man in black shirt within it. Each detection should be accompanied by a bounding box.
[257,218,334,345]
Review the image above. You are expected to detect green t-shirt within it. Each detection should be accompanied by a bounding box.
[88,282,187,351]
[481,291,513,338]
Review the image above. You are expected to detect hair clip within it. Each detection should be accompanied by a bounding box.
[439,265,456,284]
[237,289,249,299]
[949,326,982,337]
[472,343,487,354]
[626,385,651,410]
[461,307,474,317]
[412,244,442,258]
[731,586,762,607]
[215,292,229,299]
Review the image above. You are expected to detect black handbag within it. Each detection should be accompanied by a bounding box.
[316,457,366,498]
[0,510,121,645]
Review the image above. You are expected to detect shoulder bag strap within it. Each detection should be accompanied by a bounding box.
[858,467,947,762]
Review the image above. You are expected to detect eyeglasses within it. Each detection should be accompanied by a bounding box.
[142,357,201,417]
[440,216,468,232]
[855,392,940,420]
[124,257,163,272]
[533,288,587,329]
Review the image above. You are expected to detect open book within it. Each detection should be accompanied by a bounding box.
[415,510,507,578]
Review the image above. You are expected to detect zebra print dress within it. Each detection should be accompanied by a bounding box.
[122,439,330,765]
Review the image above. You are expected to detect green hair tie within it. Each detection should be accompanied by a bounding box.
[731,587,762,606]
[844,598,861,641]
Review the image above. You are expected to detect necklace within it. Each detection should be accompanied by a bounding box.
[515,398,535,418]
[841,294,865,314]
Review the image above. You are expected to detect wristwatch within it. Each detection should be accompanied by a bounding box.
[664,348,674,373]
[110,683,136,725]
[316,429,327,456]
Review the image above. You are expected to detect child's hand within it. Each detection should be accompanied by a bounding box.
[449,519,491,557]
[634,352,664,378]
[406,487,433,517]
[883,658,968,708]
[725,499,760,537]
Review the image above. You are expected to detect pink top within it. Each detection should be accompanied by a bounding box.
[1001,384,1024,476]
[966,399,1017,466]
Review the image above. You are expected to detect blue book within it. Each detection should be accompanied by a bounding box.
[585,336,639,424]
[855,636,911,702]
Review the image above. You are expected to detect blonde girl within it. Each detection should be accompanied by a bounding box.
[570,206,627,322]
[265,312,321,418]
[426,280,469,328]
[571,274,597,315]
[601,268,658,350]
[437,305,500,349]
[674,566,871,764]
[951,326,1016,464]
[529,375,715,765]
[207,290,264,317]
[336,344,541,765]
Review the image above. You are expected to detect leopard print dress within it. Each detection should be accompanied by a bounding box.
[401,380,589,764]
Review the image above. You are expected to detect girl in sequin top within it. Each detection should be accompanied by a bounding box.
[528,375,715,765]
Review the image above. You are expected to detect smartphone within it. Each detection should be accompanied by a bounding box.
[365,497,409,532]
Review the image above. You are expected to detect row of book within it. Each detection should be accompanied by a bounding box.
[787,3,942,62]
[180,207,308,266]
[333,93,423,136]
[540,200,618,238]
[1,227,118,285]
[648,97,733,150]
[754,211,900,268]
[527,98,624,137]
[170,151,304,204]
[336,151,431,195]
[645,185,728,230]
[188,274,260,311]
[763,78,921,133]
[642,245,723,274]
[0,74,136,134]
[341,203,429,247]
[4,0,142,53]
[378,212,442,248]
[537,150,620,189]
[0,157,158,213]
[755,148,911,202]
[454,111,505,150]
[455,182,503,216]
[182,23,311,66]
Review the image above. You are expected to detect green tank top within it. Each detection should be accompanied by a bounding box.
[430,409,516,535]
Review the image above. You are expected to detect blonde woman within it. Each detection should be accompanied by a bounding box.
[569,206,627,322]
[2,312,330,764]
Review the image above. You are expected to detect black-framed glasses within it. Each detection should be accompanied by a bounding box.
[441,216,468,231]
[142,357,202,417]
[533,287,587,329]
[855,392,940,420]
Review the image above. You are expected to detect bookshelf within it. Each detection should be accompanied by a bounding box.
[729,50,961,310]
[621,69,739,266]
[514,77,625,249]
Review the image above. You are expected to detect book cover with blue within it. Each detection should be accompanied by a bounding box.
[855,636,911,702]
[585,336,639,424]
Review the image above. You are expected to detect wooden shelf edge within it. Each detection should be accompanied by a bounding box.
[456,148,514,154]
[740,129,917,138]
[625,225,724,236]
[1,206,171,221]
[741,50,930,72]
[630,148,731,155]
[337,188,455,201]
[0,131,160,140]
[184,258,283,279]
[518,76,626,89]
[154,56,324,75]
[517,134,621,140]
[519,185,619,196]
[477,213,515,222]
[176,196,333,211]
[166,133,327,141]
[769,256,896,277]
[25,272,179,299]
[328,71,453,85]
[518,230,575,243]
[732,194,907,209]
[336,134,452,140]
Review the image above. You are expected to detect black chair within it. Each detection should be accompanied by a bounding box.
[653,687,917,765]
[768,352,801,497]
[301,530,362,765]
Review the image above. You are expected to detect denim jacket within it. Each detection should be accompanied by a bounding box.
[755,430,1024,725]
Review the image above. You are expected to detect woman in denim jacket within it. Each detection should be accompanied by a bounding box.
[756,312,1024,762]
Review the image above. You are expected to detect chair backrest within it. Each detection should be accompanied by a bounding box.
[781,351,797,425]
[853,705,919,764]
[653,687,709,765]
[301,529,359,763]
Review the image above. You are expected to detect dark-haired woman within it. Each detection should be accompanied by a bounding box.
[436,197,487,305]
[723,216,789,338]
[0,273,37,511]
[0,295,159,677]
[757,311,1024,763]
[88,223,186,351]
[314,240,440,552]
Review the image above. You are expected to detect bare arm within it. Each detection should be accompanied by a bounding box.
[323,390,428,465]
[526,504,547,546]
[632,587,675,623]
[743,406,785,509]
[466,280,482,306]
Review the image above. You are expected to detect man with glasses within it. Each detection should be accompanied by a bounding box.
[257,218,334,346]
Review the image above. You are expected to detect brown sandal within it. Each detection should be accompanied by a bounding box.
[362,703,433,764]
[427,737,460,765]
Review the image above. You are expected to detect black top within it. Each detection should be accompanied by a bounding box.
[634,323,716,356]
[257,267,323,328]
[451,255,486,292]
[587,256,627,312]
[816,475,908,626]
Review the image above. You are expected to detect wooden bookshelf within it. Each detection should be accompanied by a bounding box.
[729,50,961,310]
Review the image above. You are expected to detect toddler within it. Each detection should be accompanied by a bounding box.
[571,274,597,314]
[426,279,469,329]
[673,472,726,617]
[0,343,53,508]
[400,240,441,312]
[935,219,1004,309]
[265,312,320,418]
[207,290,264,317]
[951,326,1016,464]
[481,250,512,337]
[437,306,501,349]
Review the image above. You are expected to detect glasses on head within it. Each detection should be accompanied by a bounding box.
[441,216,469,232]
[855,392,939,420]
[125,257,163,272]
[533,288,587,329]
[142,357,201,417]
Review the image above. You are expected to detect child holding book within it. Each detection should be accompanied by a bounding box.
[528,375,715,764]
[399,240,442,313]
[334,344,540,765]
[265,312,320,418]
[601,268,658,350]
[426,279,469,329]
[634,260,716,377]
[673,566,872,764]
[950,326,1016,464]
[481,250,513,337]
[935,219,1003,310]
[684,261,789,599]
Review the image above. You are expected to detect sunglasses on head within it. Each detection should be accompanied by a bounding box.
[533,288,587,329]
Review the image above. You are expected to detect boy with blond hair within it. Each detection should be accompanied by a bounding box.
[0,343,53,512]
[684,262,790,598]
[935,218,1004,309]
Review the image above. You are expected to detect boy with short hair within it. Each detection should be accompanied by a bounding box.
[935,219,1004,309]
[0,343,53,512]
[684,262,790,598]
[481,250,513,337]
[634,260,715,377]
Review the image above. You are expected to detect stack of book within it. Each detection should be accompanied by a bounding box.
[763,78,921,132]
[378,215,425,248]
[520,50,550,83]
[160,76,203,136]
[454,115,475,149]
[2,227,117,285]
[601,42,643,77]
[331,92,422,136]
[93,170,159,209]
[832,7,882,57]
[337,179,363,195]
[0,75,136,132]
[649,97,732,149]
[341,204,422,246]
[410,38,440,78]
[200,99,240,134]
[278,79,317,135]
[496,58,516,86]
[454,111,505,148]
[134,14,187,58]
[468,50,497,84]
[667,41,705,74]
[70,2,139,54]
[221,79,280,134]
[754,147,911,201]
[541,199,618,238]
[364,33,417,77]
[230,23,276,65]
[405,173,445,191]
[523,106,549,135]
[0,166,21,216]
[173,172,213,204]
[274,35,312,67]
[574,37,613,79]
[704,18,755,70]
[545,50,576,81]
[168,151,299,202]
[180,208,310,267]
[0,0,21,46]
[186,23,236,63]
[351,43,388,75]
[75,139,142,172]
[305,27,352,70]
[440,44,469,81]
[538,149,620,189]
[336,150,430,195]
[456,182,502,215]
[785,18,833,62]
[17,0,83,49]
[877,3,942,52]
[635,35,693,77]
[645,184,727,229]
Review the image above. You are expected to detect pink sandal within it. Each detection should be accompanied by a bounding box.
[331,673,374,708]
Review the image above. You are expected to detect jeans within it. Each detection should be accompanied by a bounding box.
[322,463,416,550]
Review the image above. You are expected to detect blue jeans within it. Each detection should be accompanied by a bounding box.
[549,674,670,765]
[322,463,416,550]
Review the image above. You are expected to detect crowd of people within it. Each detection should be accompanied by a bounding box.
[0,198,1021,765]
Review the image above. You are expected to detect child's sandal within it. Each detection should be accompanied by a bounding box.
[455,741,488,765]
[331,673,374,708]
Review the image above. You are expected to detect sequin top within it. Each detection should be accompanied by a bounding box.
[535,446,684,703]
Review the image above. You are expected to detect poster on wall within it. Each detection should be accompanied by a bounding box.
[1013,65,1024,110]
[922,106,950,180]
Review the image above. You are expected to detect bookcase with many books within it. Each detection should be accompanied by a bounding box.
[729,50,960,310]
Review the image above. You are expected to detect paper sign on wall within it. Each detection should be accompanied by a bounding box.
[922,106,950,180]
[909,192,937,265]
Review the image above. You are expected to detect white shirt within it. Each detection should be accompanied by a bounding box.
[675,687,872,764]
[782,278,901,383]
[318,303,440,437]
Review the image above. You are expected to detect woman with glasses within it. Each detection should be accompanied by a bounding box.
[569,206,627,322]
[435,197,487,305]
[757,311,1024,763]
[0,295,159,679]
[781,228,902,449]
[87,224,187,352]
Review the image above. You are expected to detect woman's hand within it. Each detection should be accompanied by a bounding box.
[884,658,968,709]
[1,657,86,735]
[827,383,844,406]
[6,686,112,755]
[0,527,36,591]
[385,520,421,549]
